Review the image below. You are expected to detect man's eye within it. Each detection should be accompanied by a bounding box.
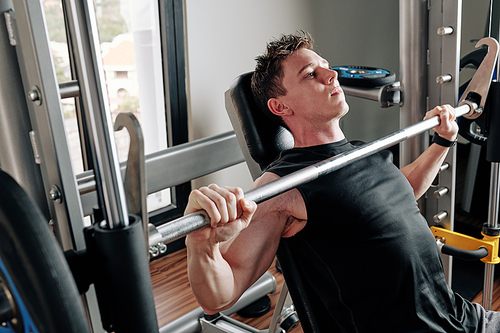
[306,72,315,78]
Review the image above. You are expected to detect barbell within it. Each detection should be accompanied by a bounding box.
[150,36,499,247]
[152,102,477,246]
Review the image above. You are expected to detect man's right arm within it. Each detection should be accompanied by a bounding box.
[184,184,257,313]
[184,177,291,314]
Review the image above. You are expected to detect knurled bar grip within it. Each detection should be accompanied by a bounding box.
[156,103,474,244]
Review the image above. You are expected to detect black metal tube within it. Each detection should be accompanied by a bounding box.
[92,215,158,332]
[486,81,500,163]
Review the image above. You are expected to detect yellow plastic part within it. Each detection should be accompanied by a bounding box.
[430,226,500,265]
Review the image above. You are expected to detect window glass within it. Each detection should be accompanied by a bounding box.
[44,1,83,174]
[43,0,172,213]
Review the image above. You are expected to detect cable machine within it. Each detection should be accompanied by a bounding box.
[0,0,499,332]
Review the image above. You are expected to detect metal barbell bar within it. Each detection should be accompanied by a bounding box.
[150,102,476,246]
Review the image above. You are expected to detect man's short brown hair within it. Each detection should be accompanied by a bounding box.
[251,31,314,129]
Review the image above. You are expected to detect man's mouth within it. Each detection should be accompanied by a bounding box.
[331,86,343,96]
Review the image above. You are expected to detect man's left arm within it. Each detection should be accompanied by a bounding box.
[400,105,458,199]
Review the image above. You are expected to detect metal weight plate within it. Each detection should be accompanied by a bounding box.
[0,257,38,333]
[331,66,396,88]
[0,170,90,333]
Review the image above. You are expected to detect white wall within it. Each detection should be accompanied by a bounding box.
[310,0,400,142]
[185,0,315,190]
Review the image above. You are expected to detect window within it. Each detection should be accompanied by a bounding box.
[43,0,190,230]
[115,71,128,79]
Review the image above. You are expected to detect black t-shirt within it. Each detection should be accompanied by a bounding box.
[265,139,479,332]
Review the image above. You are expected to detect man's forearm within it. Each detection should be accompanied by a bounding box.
[185,237,239,314]
[400,143,451,199]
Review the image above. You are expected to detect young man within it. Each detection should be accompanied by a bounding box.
[184,31,499,332]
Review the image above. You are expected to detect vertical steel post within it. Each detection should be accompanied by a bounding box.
[483,2,500,310]
[482,77,500,309]
[483,164,499,309]
[62,0,128,229]
[9,0,86,251]
[0,1,49,220]
[399,0,429,168]
[426,0,462,285]
[62,1,158,330]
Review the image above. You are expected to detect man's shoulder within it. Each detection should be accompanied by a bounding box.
[252,171,307,223]
[253,171,280,187]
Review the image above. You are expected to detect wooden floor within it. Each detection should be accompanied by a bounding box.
[150,247,500,332]
[472,279,500,311]
[150,248,303,332]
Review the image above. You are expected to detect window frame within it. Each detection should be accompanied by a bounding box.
[65,0,191,247]
[149,0,191,230]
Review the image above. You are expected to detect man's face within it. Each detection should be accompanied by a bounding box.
[277,48,349,124]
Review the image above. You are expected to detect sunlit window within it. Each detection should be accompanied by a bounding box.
[43,0,171,213]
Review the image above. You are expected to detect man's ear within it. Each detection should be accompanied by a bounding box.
[268,98,292,117]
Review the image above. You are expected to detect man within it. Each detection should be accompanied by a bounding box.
[184,31,499,332]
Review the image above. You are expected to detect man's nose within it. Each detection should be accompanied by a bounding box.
[322,68,337,84]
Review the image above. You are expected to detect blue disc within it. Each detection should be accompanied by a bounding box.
[331,66,396,88]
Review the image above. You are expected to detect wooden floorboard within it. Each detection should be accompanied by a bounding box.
[150,248,303,332]
[472,278,500,311]
[151,247,500,332]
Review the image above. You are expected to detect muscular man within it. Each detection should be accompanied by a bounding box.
[184,31,499,332]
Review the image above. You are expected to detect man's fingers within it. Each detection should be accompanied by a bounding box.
[186,188,222,227]
[198,185,231,225]
[213,199,256,243]
[239,198,257,227]
[185,184,254,236]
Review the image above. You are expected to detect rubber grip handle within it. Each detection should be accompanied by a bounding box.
[441,245,488,261]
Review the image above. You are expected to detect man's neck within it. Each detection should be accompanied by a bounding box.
[291,122,345,148]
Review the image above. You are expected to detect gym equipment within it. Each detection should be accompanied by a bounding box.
[160,272,277,333]
[0,170,90,333]
[114,111,148,252]
[341,81,402,109]
[330,66,401,109]
[0,1,270,332]
[331,66,396,88]
[431,227,498,263]
[156,86,472,241]
[459,48,489,215]
[1,0,498,332]
[458,48,490,145]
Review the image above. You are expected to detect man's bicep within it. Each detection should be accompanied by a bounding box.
[219,200,285,295]
[219,171,291,294]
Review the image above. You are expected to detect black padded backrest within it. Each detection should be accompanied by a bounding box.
[227,72,332,333]
[228,72,294,170]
